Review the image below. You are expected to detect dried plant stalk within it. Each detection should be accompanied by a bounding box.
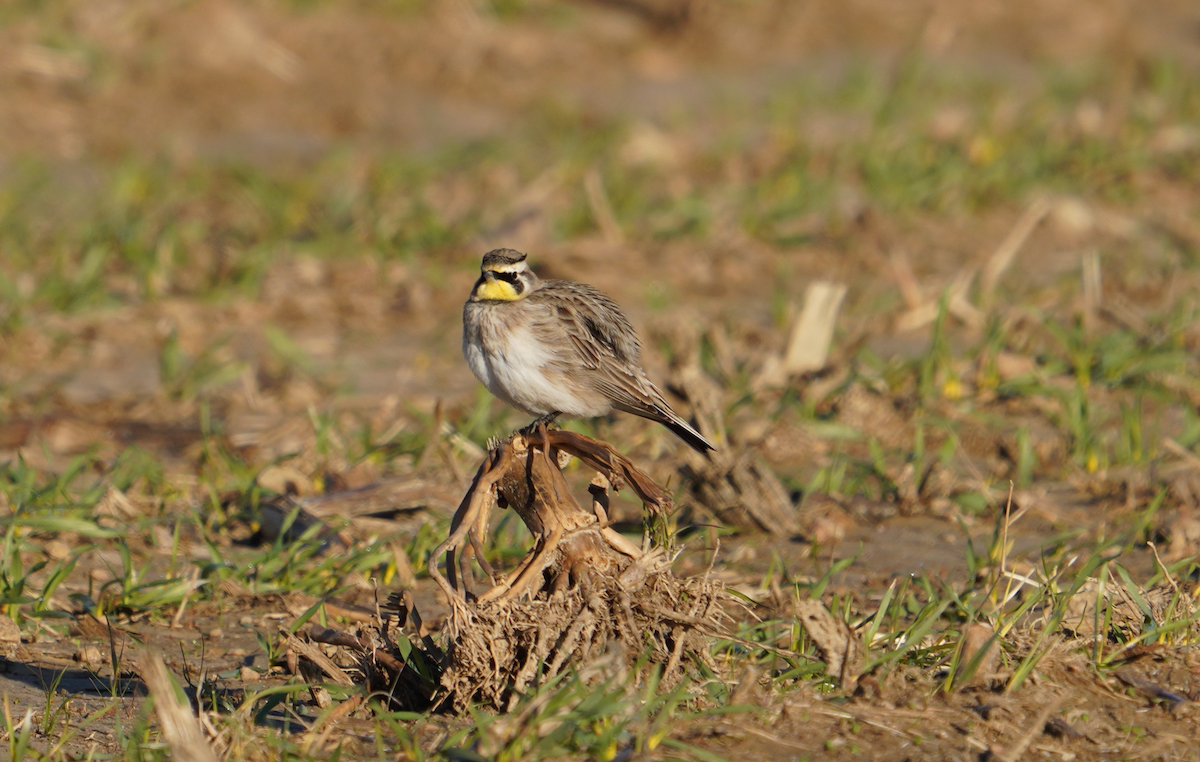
[424,428,728,711]
[140,652,220,762]
[295,431,755,714]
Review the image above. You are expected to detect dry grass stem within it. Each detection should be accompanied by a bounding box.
[140,652,220,762]
[783,280,848,375]
[982,197,1051,309]
[1082,250,1102,335]
[584,166,624,245]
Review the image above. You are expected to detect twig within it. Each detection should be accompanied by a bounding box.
[428,448,511,601]
[281,631,355,687]
[309,626,366,650]
[171,567,203,629]
[1115,670,1188,708]
[584,166,624,245]
[1148,542,1181,597]
[982,198,1050,310]
[1162,438,1200,470]
[306,694,364,736]
[538,430,674,513]
[889,249,923,308]
[417,400,444,470]
[996,481,1016,609]
[739,724,812,751]
[812,707,907,738]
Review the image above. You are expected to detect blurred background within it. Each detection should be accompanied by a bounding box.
[1,0,1199,505]
[6,5,1200,756]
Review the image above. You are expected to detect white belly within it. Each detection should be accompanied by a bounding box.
[464,321,609,418]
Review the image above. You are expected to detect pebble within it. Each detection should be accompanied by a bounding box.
[74,645,105,665]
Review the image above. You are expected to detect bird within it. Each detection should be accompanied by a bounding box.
[462,248,715,454]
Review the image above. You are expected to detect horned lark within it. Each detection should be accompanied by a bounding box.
[462,249,715,453]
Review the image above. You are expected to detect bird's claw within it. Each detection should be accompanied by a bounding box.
[518,412,561,437]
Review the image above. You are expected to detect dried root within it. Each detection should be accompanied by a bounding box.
[284,591,445,712]
[426,428,728,711]
[297,429,732,713]
[440,550,723,712]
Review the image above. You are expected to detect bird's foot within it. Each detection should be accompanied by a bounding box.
[518,412,561,437]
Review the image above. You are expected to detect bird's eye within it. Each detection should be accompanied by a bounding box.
[486,269,524,296]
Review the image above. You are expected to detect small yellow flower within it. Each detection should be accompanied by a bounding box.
[597,740,618,761]
[942,377,964,400]
[967,135,998,165]
[648,729,667,751]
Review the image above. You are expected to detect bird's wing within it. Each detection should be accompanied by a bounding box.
[528,284,677,413]
[527,281,642,369]
[525,282,714,453]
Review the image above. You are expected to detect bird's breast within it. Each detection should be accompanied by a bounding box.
[463,302,609,418]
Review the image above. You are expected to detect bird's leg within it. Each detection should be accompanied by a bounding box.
[518,411,561,436]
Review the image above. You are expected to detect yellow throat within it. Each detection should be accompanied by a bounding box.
[475,278,522,301]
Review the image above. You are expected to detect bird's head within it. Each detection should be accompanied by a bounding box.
[471,249,538,302]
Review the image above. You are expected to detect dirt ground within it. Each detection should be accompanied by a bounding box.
[3,1,1200,760]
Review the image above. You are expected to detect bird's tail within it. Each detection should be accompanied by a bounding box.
[617,401,715,454]
[662,413,716,454]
